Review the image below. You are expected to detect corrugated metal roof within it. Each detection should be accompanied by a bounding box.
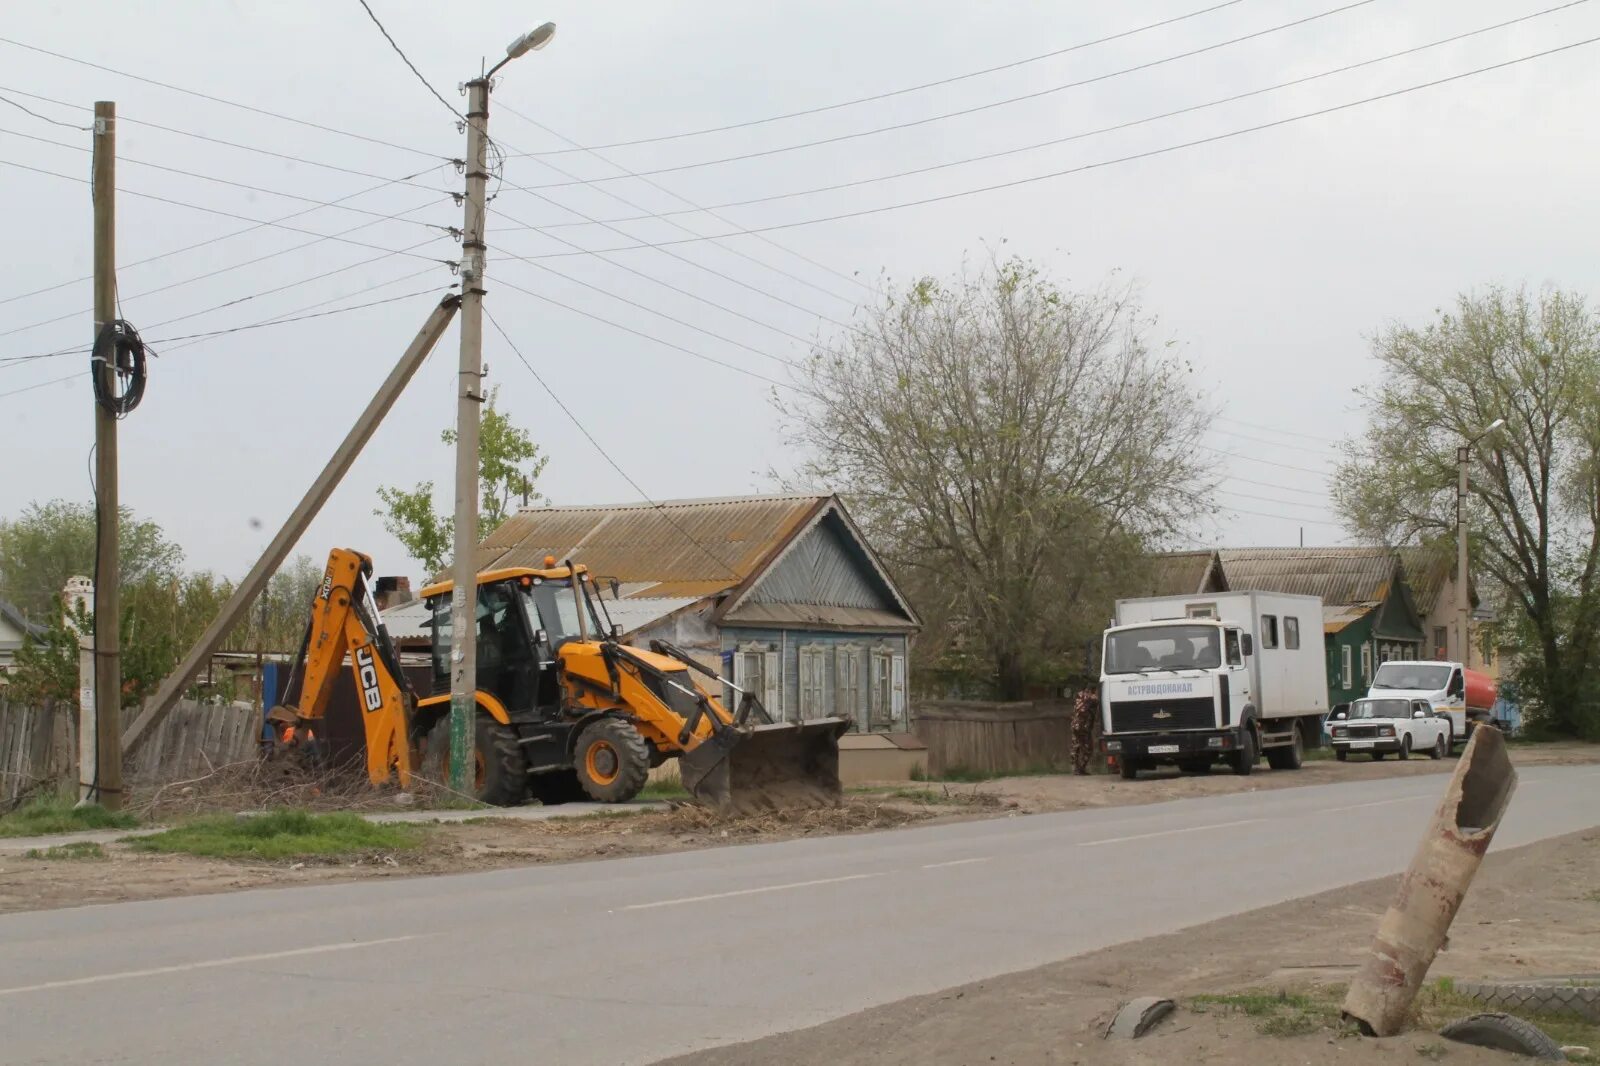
[1324,602,1378,633]
[1139,551,1227,597]
[475,494,827,595]
[1396,545,1452,615]
[600,596,701,634]
[382,598,432,641]
[1219,547,1398,606]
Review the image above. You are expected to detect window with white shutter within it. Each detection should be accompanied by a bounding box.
[870,646,893,729]
[836,645,863,730]
[798,645,827,719]
[891,653,906,727]
[763,648,781,722]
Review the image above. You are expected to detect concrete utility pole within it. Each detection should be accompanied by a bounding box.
[446,74,490,795]
[447,21,557,795]
[65,577,95,804]
[90,100,123,810]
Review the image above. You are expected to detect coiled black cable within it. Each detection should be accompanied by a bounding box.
[90,318,148,416]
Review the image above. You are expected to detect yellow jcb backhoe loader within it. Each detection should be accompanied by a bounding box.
[268,548,848,812]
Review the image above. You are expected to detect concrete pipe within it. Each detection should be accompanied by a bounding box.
[1342,726,1518,1036]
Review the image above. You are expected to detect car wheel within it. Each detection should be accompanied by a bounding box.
[1431,733,1446,760]
[1334,749,1348,762]
[1397,735,1411,761]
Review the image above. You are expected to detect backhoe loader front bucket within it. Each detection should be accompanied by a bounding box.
[678,718,850,814]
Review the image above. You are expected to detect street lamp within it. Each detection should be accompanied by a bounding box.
[447,21,555,797]
[1455,418,1505,670]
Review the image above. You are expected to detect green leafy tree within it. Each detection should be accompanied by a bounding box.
[376,388,548,574]
[778,257,1211,699]
[1334,286,1600,739]
[0,500,183,623]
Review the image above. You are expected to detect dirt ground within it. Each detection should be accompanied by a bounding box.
[1,742,1594,917]
[660,826,1600,1066]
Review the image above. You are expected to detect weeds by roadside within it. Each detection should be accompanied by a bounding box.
[0,799,138,838]
[912,764,1070,783]
[24,841,107,861]
[129,810,423,861]
[1189,990,1342,1038]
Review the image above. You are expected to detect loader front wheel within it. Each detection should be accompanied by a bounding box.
[574,718,650,803]
[475,715,527,807]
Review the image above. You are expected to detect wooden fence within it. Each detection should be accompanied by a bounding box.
[912,700,1076,777]
[0,699,263,803]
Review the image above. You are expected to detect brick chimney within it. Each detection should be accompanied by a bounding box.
[374,576,413,611]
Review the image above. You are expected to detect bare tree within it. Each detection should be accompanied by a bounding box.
[1335,286,1600,738]
[779,258,1211,699]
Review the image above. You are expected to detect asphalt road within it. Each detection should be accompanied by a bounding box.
[2,764,1596,1065]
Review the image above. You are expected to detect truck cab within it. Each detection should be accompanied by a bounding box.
[1098,619,1256,777]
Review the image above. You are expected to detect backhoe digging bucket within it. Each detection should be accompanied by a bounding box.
[678,718,850,814]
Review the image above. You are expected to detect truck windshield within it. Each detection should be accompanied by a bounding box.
[1349,699,1411,719]
[1104,625,1221,674]
[1372,663,1450,691]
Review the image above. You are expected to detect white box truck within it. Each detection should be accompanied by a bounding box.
[1098,591,1329,779]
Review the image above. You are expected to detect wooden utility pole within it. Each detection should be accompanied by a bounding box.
[447,76,491,794]
[90,100,123,810]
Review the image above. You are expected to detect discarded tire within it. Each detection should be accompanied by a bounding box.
[1439,1013,1566,1060]
[1453,979,1600,1023]
[1104,997,1175,1039]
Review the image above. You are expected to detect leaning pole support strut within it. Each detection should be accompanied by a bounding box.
[122,295,461,756]
[1342,726,1517,1036]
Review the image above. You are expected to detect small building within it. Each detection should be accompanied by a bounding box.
[1137,550,1229,598]
[0,600,46,684]
[1218,548,1425,707]
[1396,545,1498,676]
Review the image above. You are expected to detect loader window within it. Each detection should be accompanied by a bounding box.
[528,580,603,644]
[430,600,452,687]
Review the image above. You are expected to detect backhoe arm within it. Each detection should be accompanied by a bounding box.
[269,548,417,788]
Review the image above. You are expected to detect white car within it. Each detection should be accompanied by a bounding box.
[1328,697,1451,761]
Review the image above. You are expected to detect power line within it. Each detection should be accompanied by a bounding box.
[515,0,1255,154]
[0,33,445,159]
[143,284,452,346]
[495,101,868,300]
[1201,444,1332,478]
[1208,425,1337,459]
[1216,414,1341,445]
[355,0,464,121]
[0,164,446,310]
[524,0,1592,227]
[0,158,457,268]
[1217,487,1338,514]
[2,124,450,230]
[510,0,1378,184]
[0,371,75,401]
[492,272,793,389]
[1220,472,1334,500]
[485,36,1600,259]
[0,89,90,130]
[1218,503,1345,528]
[483,305,742,579]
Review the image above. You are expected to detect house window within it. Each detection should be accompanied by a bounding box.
[1261,615,1279,649]
[870,645,907,729]
[836,645,864,730]
[798,644,828,719]
[1433,626,1448,659]
[1361,644,1373,686]
[1284,616,1300,650]
[734,642,781,721]
[1341,645,1353,690]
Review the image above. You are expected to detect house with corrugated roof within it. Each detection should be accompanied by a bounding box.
[432,494,923,743]
[1395,544,1498,675]
[1217,548,1425,706]
[1135,550,1229,598]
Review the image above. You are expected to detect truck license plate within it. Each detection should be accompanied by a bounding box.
[1148,744,1179,754]
[1349,740,1375,749]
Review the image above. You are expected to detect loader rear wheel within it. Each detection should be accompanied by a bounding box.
[574,718,649,803]
[418,713,524,806]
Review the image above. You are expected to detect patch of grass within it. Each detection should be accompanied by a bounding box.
[0,799,139,838]
[23,841,107,861]
[1190,990,1341,1037]
[1302,745,1335,762]
[129,810,423,861]
[1585,889,1600,903]
[1415,982,1600,1049]
[639,780,689,801]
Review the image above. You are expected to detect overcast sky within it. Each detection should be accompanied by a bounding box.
[2,0,1597,586]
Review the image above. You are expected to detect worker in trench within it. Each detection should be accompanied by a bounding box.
[1070,680,1098,775]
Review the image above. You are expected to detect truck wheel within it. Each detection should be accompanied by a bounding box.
[1397,736,1411,761]
[1265,726,1304,771]
[1430,733,1446,760]
[1229,726,1257,776]
[1118,759,1140,780]
[421,715,525,804]
[1334,748,1348,762]
[574,718,650,802]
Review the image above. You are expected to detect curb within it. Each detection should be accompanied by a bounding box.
[1454,978,1600,1023]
